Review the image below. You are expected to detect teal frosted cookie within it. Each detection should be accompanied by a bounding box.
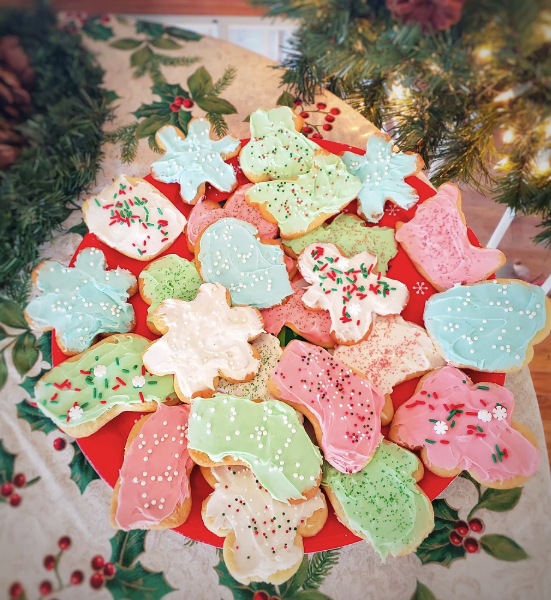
[25,248,137,356]
[196,217,293,309]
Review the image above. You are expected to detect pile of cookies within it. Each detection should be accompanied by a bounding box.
[25,107,550,585]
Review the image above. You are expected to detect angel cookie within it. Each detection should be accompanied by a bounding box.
[33,334,178,437]
[196,218,293,309]
[341,132,424,223]
[424,279,551,372]
[389,367,541,488]
[202,466,327,585]
[151,119,241,204]
[186,394,323,503]
[25,248,137,355]
[239,106,319,182]
[138,254,202,335]
[298,243,409,344]
[143,283,264,401]
[82,175,187,261]
[322,441,434,559]
[246,152,362,239]
[111,403,194,530]
[269,340,393,473]
[334,315,444,394]
[395,183,505,290]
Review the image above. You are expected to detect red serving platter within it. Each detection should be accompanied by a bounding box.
[52,139,505,551]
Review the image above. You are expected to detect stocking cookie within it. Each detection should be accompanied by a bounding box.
[283,213,397,275]
[341,132,424,223]
[25,248,137,356]
[395,183,505,290]
[187,394,323,503]
[269,340,392,473]
[424,279,551,372]
[196,218,293,309]
[298,243,409,344]
[111,403,194,530]
[202,466,327,585]
[82,175,187,261]
[334,315,444,394]
[389,366,541,488]
[261,282,333,348]
[239,106,318,182]
[34,334,177,437]
[138,254,202,335]
[151,119,241,204]
[143,283,264,401]
[186,183,278,250]
[322,441,434,559]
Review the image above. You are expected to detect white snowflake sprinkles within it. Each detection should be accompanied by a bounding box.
[412,282,428,295]
[132,375,146,388]
[477,409,492,423]
[347,302,362,317]
[492,405,508,421]
[68,405,84,421]
[433,421,448,435]
[93,364,107,377]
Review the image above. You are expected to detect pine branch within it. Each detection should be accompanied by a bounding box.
[104,123,139,164]
[302,550,340,589]
[207,112,229,137]
[210,66,237,96]
[148,134,162,154]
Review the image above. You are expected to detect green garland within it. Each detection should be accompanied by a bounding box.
[0,7,112,301]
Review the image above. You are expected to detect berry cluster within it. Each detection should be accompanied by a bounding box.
[170,96,194,112]
[89,553,116,590]
[1,472,27,507]
[253,591,280,600]
[292,98,341,138]
[449,518,485,553]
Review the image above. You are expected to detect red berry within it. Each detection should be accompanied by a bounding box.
[182,98,194,109]
[90,572,104,590]
[454,520,469,537]
[103,562,116,578]
[91,555,104,570]
[311,133,323,139]
[253,592,270,600]
[302,126,313,134]
[449,531,463,546]
[9,583,23,599]
[13,473,25,488]
[53,438,66,451]
[324,114,335,123]
[300,112,309,118]
[39,581,52,595]
[44,555,56,570]
[9,494,21,507]
[323,124,333,131]
[468,518,484,533]
[59,536,71,551]
[1,482,13,497]
[293,99,302,106]
[173,96,184,106]
[316,102,327,109]
[101,16,109,23]
[169,103,180,112]
[464,537,480,553]
[330,107,341,115]
[70,570,84,585]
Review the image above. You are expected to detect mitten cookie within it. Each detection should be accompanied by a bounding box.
[111,403,194,530]
[388,366,541,489]
[143,283,264,401]
[25,248,137,356]
[201,465,327,585]
[33,334,178,437]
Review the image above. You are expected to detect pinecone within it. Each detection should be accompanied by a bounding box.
[386,0,467,31]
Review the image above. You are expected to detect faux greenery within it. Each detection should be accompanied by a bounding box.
[0,7,112,300]
[255,0,551,244]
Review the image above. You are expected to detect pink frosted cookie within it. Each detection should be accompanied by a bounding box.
[395,183,505,291]
[269,340,393,473]
[186,183,278,250]
[388,366,540,489]
[261,282,333,347]
[111,403,195,530]
[334,315,445,394]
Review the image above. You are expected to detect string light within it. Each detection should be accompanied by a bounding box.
[532,149,551,176]
[502,128,516,144]
[495,158,510,171]
[473,45,493,62]
[493,82,533,104]
[542,116,551,140]
[388,82,409,101]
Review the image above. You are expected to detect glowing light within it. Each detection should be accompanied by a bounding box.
[532,148,551,176]
[493,82,533,104]
[542,116,551,140]
[389,82,409,101]
[473,45,493,62]
[495,158,510,171]
[502,128,516,144]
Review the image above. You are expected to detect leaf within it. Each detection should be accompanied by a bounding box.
[195,96,237,115]
[178,110,192,135]
[410,581,436,600]
[18,368,48,399]
[12,331,39,377]
[109,530,146,567]
[136,115,171,139]
[0,439,15,484]
[214,555,255,600]
[416,526,466,566]
[106,560,176,600]
[432,498,460,522]
[131,45,154,68]
[151,82,190,102]
[164,26,203,41]
[16,399,57,434]
[0,326,7,341]
[292,592,333,600]
[110,38,143,50]
[479,534,528,561]
[277,91,297,108]
[303,550,340,589]
[69,442,100,494]
[36,330,52,367]
[277,326,308,348]
[243,114,251,122]
[82,21,114,41]
[133,101,171,119]
[150,38,181,50]
[0,298,28,329]
[187,66,213,99]
[0,352,7,391]
[458,470,481,498]
[136,20,165,39]
[282,555,309,596]
[67,221,89,237]
[103,89,120,104]
[468,487,522,520]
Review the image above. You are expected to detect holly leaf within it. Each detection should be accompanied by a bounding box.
[0,439,15,484]
[133,102,171,120]
[277,326,308,348]
[303,550,340,589]
[151,82,190,102]
[416,525,466,566]
[12,331,39,377]
[150,38,181,50]
[106,561,176,600]
[110,38,143,50]
[82,20,114,41]
[0,326,7,342]
[479,534,528,561]
[410,581,436,600]
[136,20,165,39]
[0,298,28,329]
[188,67,213,99]
[432,498,460,522]
[67,221,89,237]
[16,399,57,434]
[178,110,192,135]
[214,555,255,600]
[467,487,522,520]
[282,555,309,596]
[195,96,237,115]
[131,45,154,68]
[458,470,482,497]
[36,331,52,368]
[103,89,120,104]
[0,352,6,391]
[136,115,172,139]
[243,114,251,122]
[292,592,333,600]
[277,91,297,108]
[164,26,203,41]
[18,368,48,399]
[109,530,146,567]
[69,442,100,494]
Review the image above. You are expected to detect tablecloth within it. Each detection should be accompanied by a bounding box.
[1,14,551,600]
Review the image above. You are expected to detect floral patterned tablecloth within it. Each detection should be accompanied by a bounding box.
[1,14,551,600]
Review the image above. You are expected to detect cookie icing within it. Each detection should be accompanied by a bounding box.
[322,442,433,559]
[186,183,278,247]
[34,335,177,428]
[341,132,423,223]
[142,283,263,399]
[298,243,409,344]
[283,214,397,274]
[25,248,136,354]
[83,175,186,260]
[239,106,319,180]
[261,282,333,347]
[246,153,362,238]
[395,183,504,289]
[187,394,323,502]
[197,218,293,309]
[334,315,444,394]
[271,340,386,473]
[151,120,240,203]
[423,280,549,371]
[389,367,540,484]
[115,403,194,529]
[204,466,325,584]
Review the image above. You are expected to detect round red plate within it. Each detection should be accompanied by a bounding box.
[52,139,505,551]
